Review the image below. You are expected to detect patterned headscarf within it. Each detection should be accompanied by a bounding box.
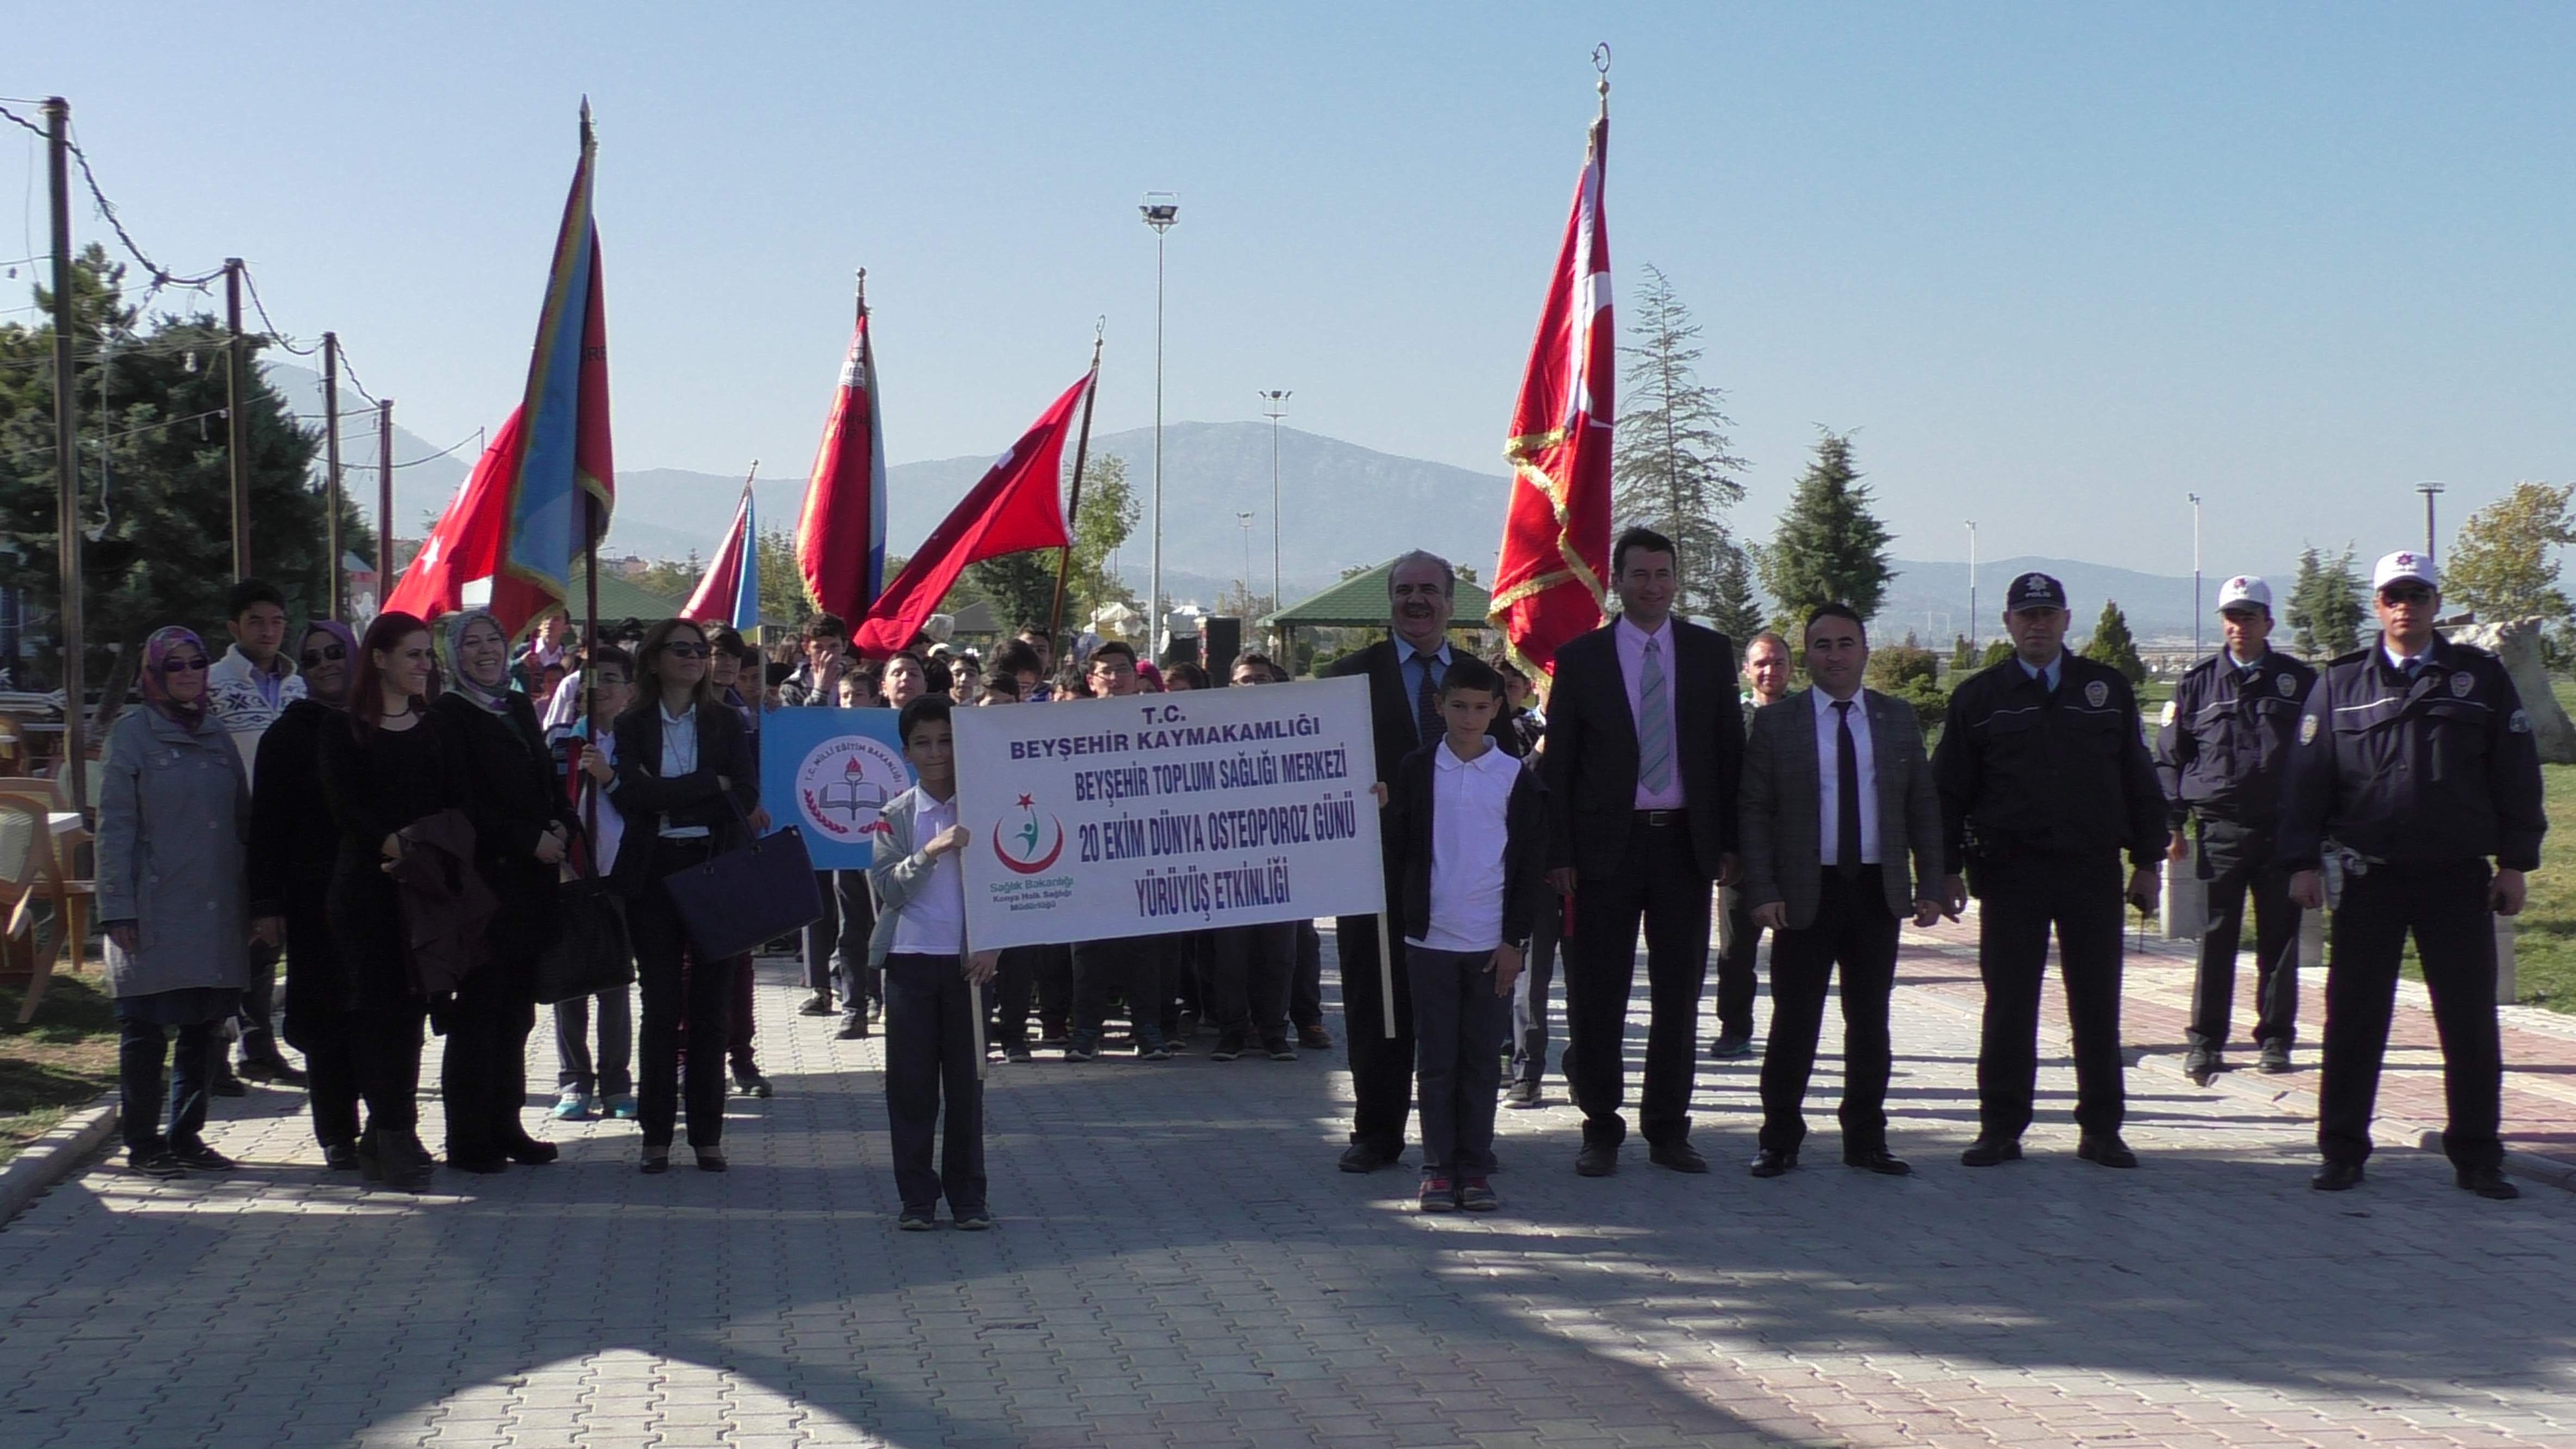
[439,609,515,715]
[140,626,214,732]
[299,620,360,709]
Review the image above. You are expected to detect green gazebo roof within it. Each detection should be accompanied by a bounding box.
[1261,560,1495,630]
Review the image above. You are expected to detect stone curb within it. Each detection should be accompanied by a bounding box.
[0,1092,117,1228]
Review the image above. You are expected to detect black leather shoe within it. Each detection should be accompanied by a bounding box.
[2183,1046,2220,1087]
[2258,1038,2293,1074]
[2457,1166,2521,1200]
[1649,1141,1710,1174]
[209,1065,248,1098]
[1844,1148,1912,1175]
[1748,1148,1795,1178]
[2077,1133,2139,1169]
[1502,1080,1540,1110]
[2310,1161,2365,1192]
[322,1142,361,1172]
[1337,1142,1396,1174]
[1959,1136,2023,1167]
[1297,1024,1335,1051]
[1574,1142,1618,1177]
[238,1056,309,1088]
[836,1013,869,1041]
[503,1136,560,1166]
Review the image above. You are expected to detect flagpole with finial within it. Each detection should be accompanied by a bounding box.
[1047,317,1108,653]
[577,97,605,852]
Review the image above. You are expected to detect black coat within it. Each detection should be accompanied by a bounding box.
[606,697,760,897]
[432,691,569,965]
[2154,649,2318,831]
[1325,635,1524,940]
[1933,653,2167,875]
[251,698,345,1045]
[1382,739,1551,952]
[1538,615,1742,881]
[317,711,462,1011]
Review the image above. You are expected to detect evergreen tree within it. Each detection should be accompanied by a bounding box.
[754,525,814,627]
[1981,639,2016,669]
[0,247,346,706]
[1756,430,1896,634]
[2081,599,2148,684]
[2284,544,2366,658]
[1612,264,1748,619]
[1705,542,1763,643]
[1950,634,1979,673]
[2446,481,2576,623]
[963,550,1057,636]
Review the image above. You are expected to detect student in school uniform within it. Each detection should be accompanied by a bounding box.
[1383,656,1551,1212]
[867,695,1001,1230]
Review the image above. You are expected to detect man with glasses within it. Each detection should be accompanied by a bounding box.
[2281,551,2543,1201]
[2156,576,2316,1085]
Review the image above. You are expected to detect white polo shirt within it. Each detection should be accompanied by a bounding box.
[1409,738,1521,954]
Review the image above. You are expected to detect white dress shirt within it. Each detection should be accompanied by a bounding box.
[890,791,968,956]
[1813,689,1881,866]
[1409,738,1521,954]
[1614,613,1685,810]
[657,703,711,840]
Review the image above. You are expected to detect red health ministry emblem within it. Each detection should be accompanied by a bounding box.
[993,792,1066,874]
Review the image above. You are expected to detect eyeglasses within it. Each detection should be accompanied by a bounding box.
[2380,587,2433,605]
[300,643,346,668]
[163,657,210,673]
[662,642,710,659]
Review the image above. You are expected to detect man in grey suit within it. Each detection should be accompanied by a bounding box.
[1736,604,1956,1177]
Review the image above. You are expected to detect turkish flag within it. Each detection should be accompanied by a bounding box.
[798,305,889,622]
[384,406,560,633]
[854,374,1089,657]
[1489,109,1613,677]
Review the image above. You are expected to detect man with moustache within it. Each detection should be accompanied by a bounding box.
[1326,552,1522,1172]
[1540,527,1742,1178]
[2281,551,2541,1200]
[1934,572,2166,1171]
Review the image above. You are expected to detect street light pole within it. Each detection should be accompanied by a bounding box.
[2416,481,2446,559]
[2189,492,2202,659]
[1236,512,1255,614]
[1260,389,1290,648]
[1965,520,1978,649]
[1141,193,1179,661]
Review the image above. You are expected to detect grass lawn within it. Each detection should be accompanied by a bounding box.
[0,970,121,1165]
[2504,761,2576,1013]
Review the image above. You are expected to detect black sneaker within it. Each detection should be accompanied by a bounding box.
[126,1149,187,1179]
[733,1068,773,1099]
[1707,1031,1754,1060]
[1004,1043,1033,1063]
[1210,1037,1244,1062]
[1066,1031,1099,1062]
[1263,1038,1299,1062]
[836,1012,869,1041]
[897,1211,937,1231]
[169,1140,236,1172]
[1503,1080,1540,1110]
[1137,1035,1173,1062]
[1297,1024,1335,1051]
[1419,1173,1458,1212]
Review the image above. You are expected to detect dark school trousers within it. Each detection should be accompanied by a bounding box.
[1292,921,1325,1031]
[884,952,987,1216]
[806,870,876,1004]
[1334,911,1416,1155]
[1565,815,1713,1149]
[1209,922,1296,1044]
[632,838,738,1149]
[1972,852,2127,1140]
[1073,934,1171,1045]
[2318,860,2504,1172]
[1716,889,1763,1042]
[1757,866,1900,1156]
[118,1019,217,1155]
[1409,945,1510,1174]
[2189,818,2301,1049]
[441,955,538,1161]
[993,944,1070,1043]
[1509,889,1564,1089]
[554,986,634,1098]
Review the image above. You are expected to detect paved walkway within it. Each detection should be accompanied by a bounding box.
[3,921,2574,1448]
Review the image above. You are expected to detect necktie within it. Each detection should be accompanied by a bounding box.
[1638,636,1674,795]
[1834,699,1861,878]
[1414,653,1442,745]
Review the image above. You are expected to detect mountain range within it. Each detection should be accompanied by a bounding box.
[272,364,2241,641]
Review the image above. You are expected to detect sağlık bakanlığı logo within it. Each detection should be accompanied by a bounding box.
[796,735,910,840]
[993,792,1066,874]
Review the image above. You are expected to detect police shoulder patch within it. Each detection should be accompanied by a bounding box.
[2085,679,2109,708]
[2451,671,2474,698]
[2276,672,2297,696]
[2299,713,2320,745]
[2511,709,2533,734]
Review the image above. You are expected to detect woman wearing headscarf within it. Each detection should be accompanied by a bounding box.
[318,611,456,1191]
[97,627,262,1178]
[429,609,571,1174]
[250,619,366,1169]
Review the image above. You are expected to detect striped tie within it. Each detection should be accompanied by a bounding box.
[1638,636,1674,795]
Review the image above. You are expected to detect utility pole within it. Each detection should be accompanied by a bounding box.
[377,399,395,600]
[322,332,344,618]
[1260,389,1290,649]
[1964,519,1978,651]
[45,97,85,810]
[224,258,250,579]
[2189,492,2202,658]
[2416,480,2446,560]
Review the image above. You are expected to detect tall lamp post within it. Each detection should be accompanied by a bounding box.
[2416,480,2446,559]
[1964,519,1978,649]
[1141,191,1179,659]
[1236,511,1256,615]
[2189,492,2202,658]
[1260,389,1291,648]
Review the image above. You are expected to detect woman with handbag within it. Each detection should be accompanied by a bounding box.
[611,617,760,1173]
[429,609,570,1173]
[317,612,455,1191]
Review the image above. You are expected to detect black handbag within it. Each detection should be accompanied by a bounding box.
[535,819,635,1006]
[659,800,823,962]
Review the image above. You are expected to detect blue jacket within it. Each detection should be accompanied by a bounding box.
[2154,650,2317,829]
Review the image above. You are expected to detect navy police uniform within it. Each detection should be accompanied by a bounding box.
[2277,633,2544,1178]
[1933,575,2167,1151]
[2156,646,2317,1060]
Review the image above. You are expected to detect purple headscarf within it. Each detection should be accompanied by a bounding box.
[140,626,214,732]
[299,620,360,709]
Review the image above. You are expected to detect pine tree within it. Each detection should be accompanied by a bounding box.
[1756,430,1896,634]
[2082,599,2148,684]
[962,550,1056,636]
[2285,544,2366,659]
[1612,264,1747,620]
[1950,634,1979,673]
[1705,542,1763,643]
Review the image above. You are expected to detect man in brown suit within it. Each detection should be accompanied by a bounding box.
[1736,604,1955,1176]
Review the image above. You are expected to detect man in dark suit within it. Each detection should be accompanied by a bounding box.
[1736,604,1952,1178]
[1326,551,1522,1172]
[1540,526,1743,1176]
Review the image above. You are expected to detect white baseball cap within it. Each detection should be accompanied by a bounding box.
[2372,550,2437,592]
[2215,575,2271,612]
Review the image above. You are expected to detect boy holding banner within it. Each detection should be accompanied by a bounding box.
[867,696,1000,1230]
[1384,657,1549,1212]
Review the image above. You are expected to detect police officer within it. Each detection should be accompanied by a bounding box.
[1933,572,2166,1169]
[2279,550,2542,1201]
[2155,575,2317,1085]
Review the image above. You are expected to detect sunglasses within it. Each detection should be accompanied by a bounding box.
[662,642,710,659]
[2380,587,2433,605]
[163,657,210,673]
[300,643,347,668]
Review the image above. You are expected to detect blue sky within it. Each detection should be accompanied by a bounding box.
[13,3,2576,581]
